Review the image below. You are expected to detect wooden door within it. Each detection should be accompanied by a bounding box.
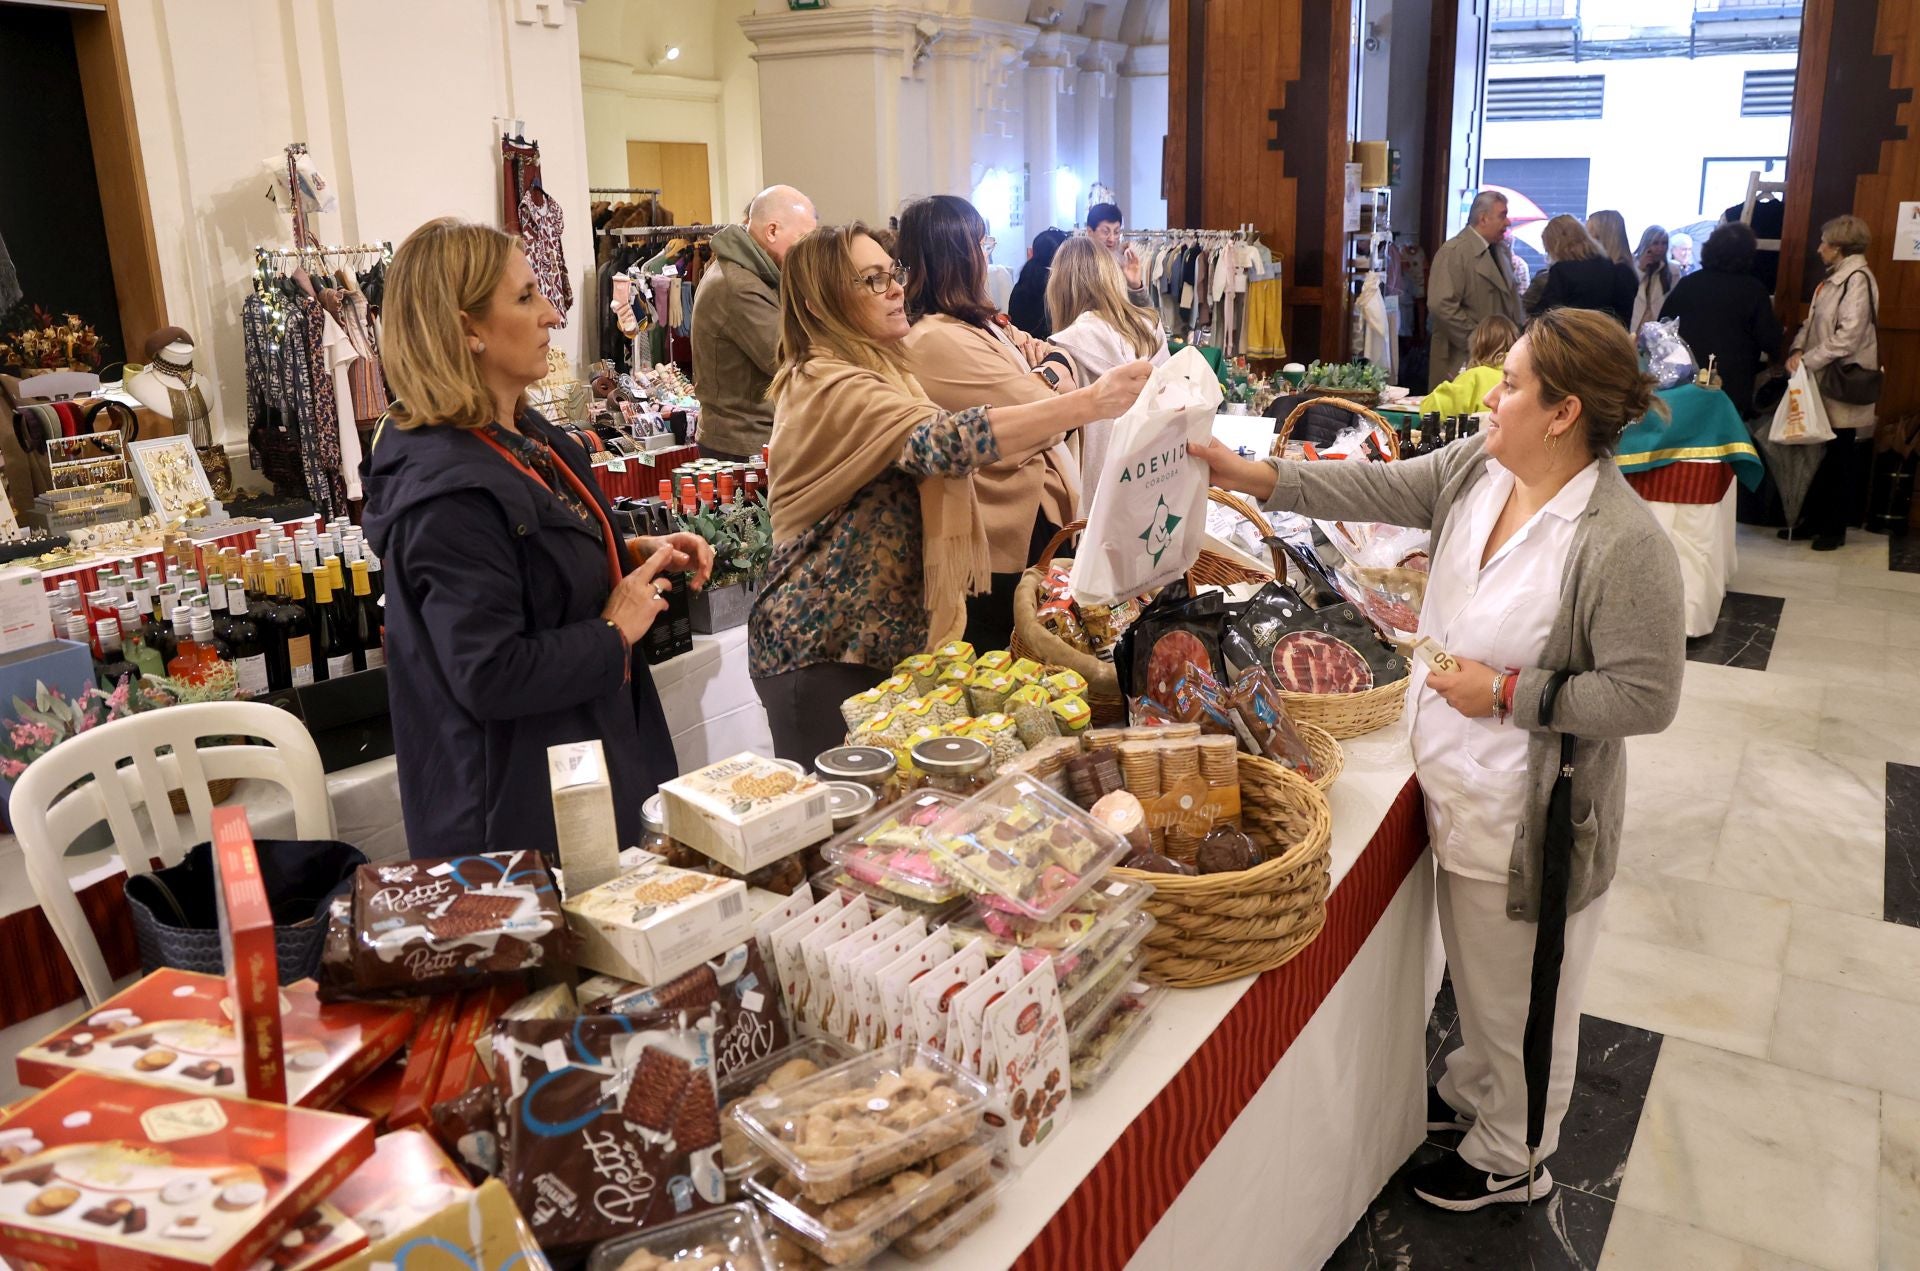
[626,141,714,225]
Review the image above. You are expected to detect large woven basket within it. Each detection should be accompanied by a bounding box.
[1265,397,1412,739]
[1010,490,1281,726]
[1275,396,1401,460]
[1114,752,1333,988]
[1297,721,1343,793]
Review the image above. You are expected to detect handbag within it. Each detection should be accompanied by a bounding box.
[124,838,367,982]
[1816,273,1883,406]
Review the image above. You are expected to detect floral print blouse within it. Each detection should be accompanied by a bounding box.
[750,406,998,677]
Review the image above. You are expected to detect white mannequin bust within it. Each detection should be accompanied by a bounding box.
[125,328,201,420]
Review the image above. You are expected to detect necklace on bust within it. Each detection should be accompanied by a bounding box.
[150,350,196,389]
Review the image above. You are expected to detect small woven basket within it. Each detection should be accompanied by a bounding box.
[168,778,238,817]
[1113,752,1333,989]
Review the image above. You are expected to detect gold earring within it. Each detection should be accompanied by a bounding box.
[1544,426,1560,452]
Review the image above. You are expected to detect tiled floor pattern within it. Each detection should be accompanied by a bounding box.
[1324,525,1920,1269]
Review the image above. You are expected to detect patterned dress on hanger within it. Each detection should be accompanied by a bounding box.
[518,186,573,326]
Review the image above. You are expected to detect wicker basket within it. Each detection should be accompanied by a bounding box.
[1114,752,1332,988]
[1275,396,1401,459]
[168,779,238,817]
[1297,721,1343,793]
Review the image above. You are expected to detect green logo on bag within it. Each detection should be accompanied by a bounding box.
[1140,497,1181,566]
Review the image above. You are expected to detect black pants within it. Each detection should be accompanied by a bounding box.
[753,663,886,764]
[1805,429,1867,541]
[963,514,1062,652]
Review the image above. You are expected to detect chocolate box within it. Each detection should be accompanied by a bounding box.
[322,1129,471,1243]
[387,996,459,1133]
[211,808,286,1104]
[246,1203,364,1271]
[563,858,752,986]
[16,971,414,1111]
[658,754,834,875]
[0,1072,373,1271]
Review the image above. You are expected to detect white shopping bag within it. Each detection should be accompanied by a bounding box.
[1769,365,1834,446]
[1070,345,1223,606]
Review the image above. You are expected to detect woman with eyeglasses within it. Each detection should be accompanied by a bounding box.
[748,224,1149,761]
[895,195,1090,650]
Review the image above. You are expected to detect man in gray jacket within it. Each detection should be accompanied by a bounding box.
[1428,190,1526,383]
[692,184,817,460]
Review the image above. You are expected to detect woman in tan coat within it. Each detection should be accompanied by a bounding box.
[747,224,1147,761]
[896,195,1084,650]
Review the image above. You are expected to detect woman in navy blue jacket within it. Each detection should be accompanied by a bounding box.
[363,218,711,858]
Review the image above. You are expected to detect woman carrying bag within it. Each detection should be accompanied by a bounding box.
[1787,214,1882,550]
[1193,306,1685,1211]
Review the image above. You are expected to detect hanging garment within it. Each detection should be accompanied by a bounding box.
[502,137,541,235]
[518,186,573,325]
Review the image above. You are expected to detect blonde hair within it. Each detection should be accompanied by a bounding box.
[1469,314,1519,369]
[1820,214,1871,257]
[1524,307,1668,458]
[1586,210,1631,266]
[383,218,520,430]
[1542,214,1601,264]
[768,223,913,401]
[1044,237,1160,359]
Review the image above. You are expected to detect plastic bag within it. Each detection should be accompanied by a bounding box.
[1637,318,1698,389]
[1769,364,1835,446]
[1071,346,1222,606]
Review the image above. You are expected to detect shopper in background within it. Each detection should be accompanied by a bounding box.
[1044,236,1168,505]
[1585,209,1633,268]
[366,218,714,858]
[897,195,1084,650]
[1427,190,1526,382]
[1669,232,1698,278]
[1419,313,1518,418]
[1086,202,1152,302]
[1193,306,1684,1212]
[1788,214,1882,550]
[749,223,1149,760]
[690,184,818,461]
[1658,221,1782,420]
[1629,225,1673,335]
[1527,215,1635,327]
[1007,228,1070,339]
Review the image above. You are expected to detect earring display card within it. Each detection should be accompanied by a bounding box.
[47,431,124,465]
[128,435,217,522]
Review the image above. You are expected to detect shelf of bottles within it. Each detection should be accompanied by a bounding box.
[49,517,388,699]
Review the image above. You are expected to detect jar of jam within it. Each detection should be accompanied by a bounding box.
[910,736,994,797]
[640,794,703,871]
[816,746,899,802]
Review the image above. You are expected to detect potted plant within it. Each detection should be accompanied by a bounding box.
[683,497,773,634]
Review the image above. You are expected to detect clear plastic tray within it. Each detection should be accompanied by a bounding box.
[719,1037,860,1190]
[1066,942,1150,1045]
[1071,983,1166,1091]
[924,773,1130,925]
[820,791,971,905]
[729,1042,992,1204]
[808,864,970,927]
[586,1202,769,1271]
[895,1160,1012,1261]
[949,887,1156,1002]
[1062,913,1154,1017]
[744,1134,994,1267]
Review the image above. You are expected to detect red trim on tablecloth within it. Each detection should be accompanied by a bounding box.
[0,872,141,1027]
[1624,462,1735,505]
[1014,776,1428,1271]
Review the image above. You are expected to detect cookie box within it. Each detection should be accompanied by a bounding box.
[820,792,969,906]
[0,1071,374,1271]
[742,1135,993,1267]
[563,856,753,986]
[716,1039,858,1192]
[894,1159,1011,1261]
[923,774,1129,926]
[322,1128,471,1243]
[584,1202,770,1271]
[947,880,1155,1001]
[1070,983,1165,1092]
[15,970,415,1111]
[727,1044,990,1205]
[660,753,835,875]
[334,1178,538,1271]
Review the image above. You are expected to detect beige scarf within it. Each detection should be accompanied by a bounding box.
[768,351,992,648]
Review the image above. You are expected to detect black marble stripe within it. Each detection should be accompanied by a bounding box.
[1892,531,1920,575]
[1685,591,1785,672]
[1887,762,1920,930]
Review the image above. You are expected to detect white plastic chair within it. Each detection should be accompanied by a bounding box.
[9,700,336,1004]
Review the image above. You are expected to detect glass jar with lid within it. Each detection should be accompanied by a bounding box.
[640,794,703,871]
[909,736,994,797]
[815,745,899,802]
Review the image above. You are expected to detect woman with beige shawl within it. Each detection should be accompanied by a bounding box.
[748,224,1149,761]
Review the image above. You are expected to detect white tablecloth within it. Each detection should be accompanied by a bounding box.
[1644,479,1739,638]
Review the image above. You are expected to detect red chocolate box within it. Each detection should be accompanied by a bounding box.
[321,1130,470,1244]
[16,972,414,1111]
[0,1072,373,1271]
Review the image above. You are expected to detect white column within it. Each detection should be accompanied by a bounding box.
[1117,42,1169,230]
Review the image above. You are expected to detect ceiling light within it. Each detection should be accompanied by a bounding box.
[664,46,680,61]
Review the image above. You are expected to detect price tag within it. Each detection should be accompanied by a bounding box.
[605,459,627,474]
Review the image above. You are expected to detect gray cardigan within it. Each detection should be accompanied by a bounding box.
[1262,437,1685,920]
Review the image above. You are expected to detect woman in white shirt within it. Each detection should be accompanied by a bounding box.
[1193,306,1685,1214]
[1044,237,1169,505]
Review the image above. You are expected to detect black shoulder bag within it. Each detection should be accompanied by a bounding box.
[1817,272,1883,406]
[1520,671,1578,1200]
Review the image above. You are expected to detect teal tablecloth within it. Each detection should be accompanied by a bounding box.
[1616,383,1763,492]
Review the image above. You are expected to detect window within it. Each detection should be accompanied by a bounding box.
[1486,76,1605,122]
[1699,157,1786,217]
[1740,68,1795,116]
[1482,158,1592,219]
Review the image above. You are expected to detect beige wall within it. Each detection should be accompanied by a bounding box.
[116,0,591,450]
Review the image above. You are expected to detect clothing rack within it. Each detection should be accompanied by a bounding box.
[605,223,729,239]
[1123,225,1261,243]
[255,241,392,264]
[591,187,663,198]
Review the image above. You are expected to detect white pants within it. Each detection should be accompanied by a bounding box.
[1434,868,1609,1177]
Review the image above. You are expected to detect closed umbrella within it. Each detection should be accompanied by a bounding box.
[1521,675,1577,1201]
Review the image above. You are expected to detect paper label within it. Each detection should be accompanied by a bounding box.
[1140,774,1240,836]
[797,900,872,1039]
[910,938,988,1058]
[878,929,957,1048]
[981,959,1073,1166]
[140,1096,230,1143]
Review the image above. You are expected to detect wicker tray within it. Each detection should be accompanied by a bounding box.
[168,778,237,817]
[1113,752,1332,988]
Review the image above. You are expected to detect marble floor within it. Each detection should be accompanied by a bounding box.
[1325,524,1920,1270]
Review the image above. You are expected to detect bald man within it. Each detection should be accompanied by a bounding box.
[691,184,818,460]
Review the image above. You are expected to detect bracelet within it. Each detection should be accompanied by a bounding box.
[1491,670,1507,723]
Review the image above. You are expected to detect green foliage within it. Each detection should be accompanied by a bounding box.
[684,500,774,589]
[1302,360,1388,393]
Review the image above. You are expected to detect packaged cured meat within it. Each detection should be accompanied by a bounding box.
[1229,667,1318,778]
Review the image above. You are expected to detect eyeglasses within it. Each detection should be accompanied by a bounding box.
[853,263,910,295]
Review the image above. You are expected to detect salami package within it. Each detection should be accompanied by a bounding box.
[1115,583,1228,720]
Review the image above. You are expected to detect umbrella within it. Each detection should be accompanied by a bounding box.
[1750,414,1822,529]
[1521,675,1578,1202]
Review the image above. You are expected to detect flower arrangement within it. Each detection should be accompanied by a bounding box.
[683,499,774,590]
[0,303,105,373]
[0,675,172,781]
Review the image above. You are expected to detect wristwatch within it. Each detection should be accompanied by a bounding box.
[1035,365,1063,390]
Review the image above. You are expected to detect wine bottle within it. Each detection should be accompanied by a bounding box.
[324,555,354,655]
[94,619,136,691]
[222,578,268,698]
[349,559,384,670]
[278,563,316,687]
[311,566,354,681]
[118,601,165,680]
